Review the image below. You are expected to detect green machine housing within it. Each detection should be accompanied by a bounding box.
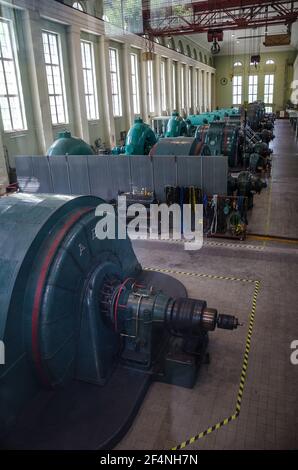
[112,117,157,155]
[0,194,239,449]
[47,131,95,156]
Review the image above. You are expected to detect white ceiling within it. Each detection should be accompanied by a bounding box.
[188,23,298,56]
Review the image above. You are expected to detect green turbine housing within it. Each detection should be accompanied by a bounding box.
[47,131,95,156]
[165,112,187,137]
[125,117,157,155]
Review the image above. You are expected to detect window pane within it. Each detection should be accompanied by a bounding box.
[0,19,27,131]
[109,48,122,117]
[232,75,242,105]
[130,53,140,114]
[81,40,99,120]
[42,31,68,124]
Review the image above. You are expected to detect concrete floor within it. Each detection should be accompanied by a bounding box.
[116,120,298,450]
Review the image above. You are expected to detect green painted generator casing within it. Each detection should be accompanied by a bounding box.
[47,131,95,156]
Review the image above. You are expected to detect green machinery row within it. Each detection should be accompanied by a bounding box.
[48,104,273,176]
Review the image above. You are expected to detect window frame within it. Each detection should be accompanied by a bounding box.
[109,47,122,117]
[81,39,99,121]
[264,74,274,105]
[0,18,27,132]
[248,74,258,103]
[232,75,242,105]
[130,52,140,115]
[42,29,68,126]
[72,2,84,11]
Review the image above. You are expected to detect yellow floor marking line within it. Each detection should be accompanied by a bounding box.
[247,234,298,246]
[140,237,265,250]
[144,266,256,284]
[144,267,261,451]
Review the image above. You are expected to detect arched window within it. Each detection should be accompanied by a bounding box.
[234,61,242,67]
[177,40,184,54]
[167,37,175,50]
[265,59,275,64]
[199,52,203,62]
[186,45,191,57]
[204,54,207,64]
[193,49,197,60]
[73,1,84,11]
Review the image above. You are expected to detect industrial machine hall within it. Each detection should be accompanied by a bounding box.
[0,0,298,457]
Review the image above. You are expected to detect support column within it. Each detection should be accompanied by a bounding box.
[197,68,201,113]
[177,62,182,114]
[166,57,173,114]
[0,131,8,191]
[205,71,209,111]
[154,54,161,116]
[204,71,208,111]
[192,67,197,114]
[208,71,212,111]
[121,43,134,127]
[211,73,216,109]
[201,70,205,112]
[140,53,148,123]
[185,64,189,115]
[99,35,116,147]
[22,9,53,153]
[67,24,90,142]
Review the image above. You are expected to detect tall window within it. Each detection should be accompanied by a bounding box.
[81,40,99,120]
[232,75,242,105]
[42,31,68,125]
[146,60,154,113]
[0,19,27,131]
[181,66,185,109]
[73,2,84,11]
[109,48,122,116]
[248,75,258,103]
[130,53,140,114]
[160,61,166,111]
[264,74,274,105]
[172,62,176,110]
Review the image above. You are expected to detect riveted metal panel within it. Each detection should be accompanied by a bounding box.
[87,156,110,200]
[49,156,71,195]
[108,156,131,199]
[67,156,91,195]
[129,156,153,191]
